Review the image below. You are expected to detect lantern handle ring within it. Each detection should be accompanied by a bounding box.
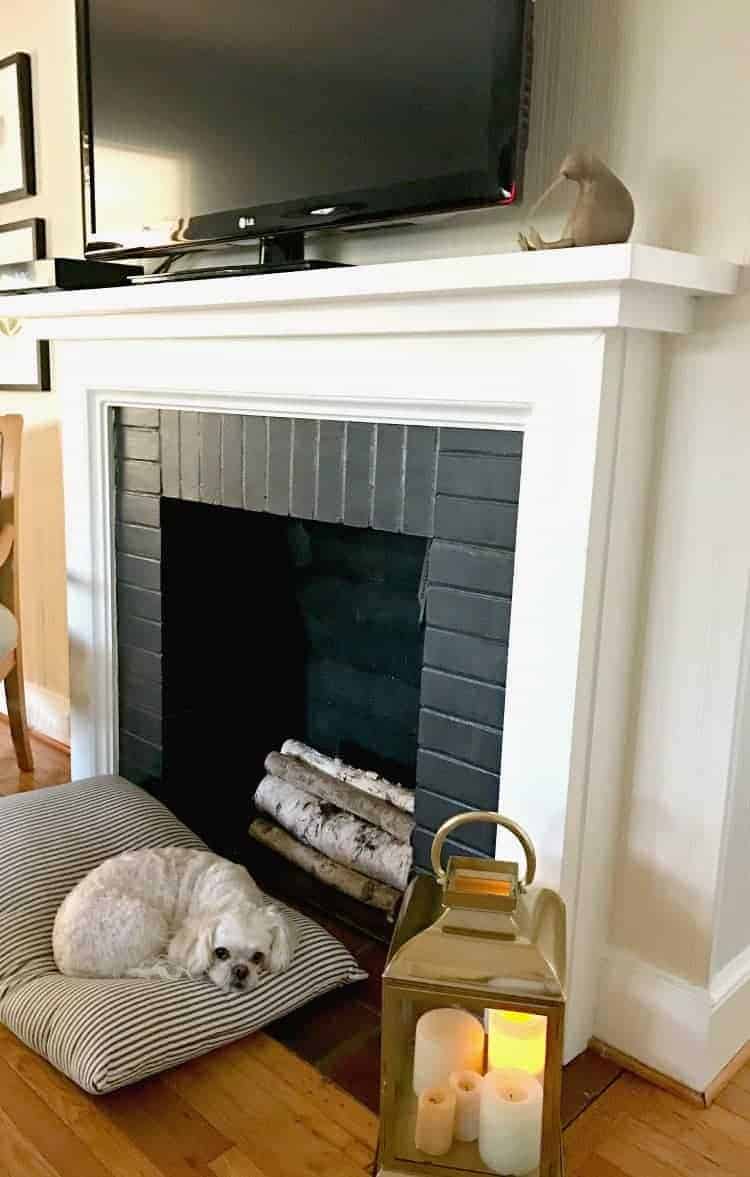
[430,811,537,889]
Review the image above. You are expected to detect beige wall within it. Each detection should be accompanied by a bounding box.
[0,0,81,739]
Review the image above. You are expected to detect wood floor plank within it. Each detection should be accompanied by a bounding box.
[0,1056,111,1177]
[0,1103,61,1177]
[100,1074,231,1177]
[0,1028,165,1177]
[716,1081,750,1121]
[730,1063,750,1095]
[622,1076,750,1176]
[249,1030,378,1149]
[572,1155,631,1177]
[166,1048,368,1177]
[209,1148,267,1177]
[227,1036,375,1170]
[595,1135,684,1177]
[616,1116,740,1177]
[702,1102,750,1150]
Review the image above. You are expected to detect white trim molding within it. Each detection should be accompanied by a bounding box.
[597,944,750,1093]
[8,244,738,1073]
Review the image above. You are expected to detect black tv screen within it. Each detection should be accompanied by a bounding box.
[78,0,532,258]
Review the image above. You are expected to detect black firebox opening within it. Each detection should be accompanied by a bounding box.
[160,497,426,857]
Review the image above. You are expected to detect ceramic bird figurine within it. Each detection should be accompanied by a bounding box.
[518,148,634,251]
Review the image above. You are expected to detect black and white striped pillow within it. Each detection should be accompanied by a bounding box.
[0,776,366,1093]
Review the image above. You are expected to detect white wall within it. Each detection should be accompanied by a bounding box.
[323,0,750,1082]
[0,0,81,743]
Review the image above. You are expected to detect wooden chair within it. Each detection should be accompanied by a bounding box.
[0,415,33,772]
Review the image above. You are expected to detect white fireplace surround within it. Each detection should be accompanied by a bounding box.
[7,244,740,1082]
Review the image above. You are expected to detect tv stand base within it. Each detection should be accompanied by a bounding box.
[131,259,347,285]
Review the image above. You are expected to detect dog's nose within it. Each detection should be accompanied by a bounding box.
[232,964,249,982]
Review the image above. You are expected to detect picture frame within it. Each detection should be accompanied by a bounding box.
[0,218,50,391]
[0,53,36,204]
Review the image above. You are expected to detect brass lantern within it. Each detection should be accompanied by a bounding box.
[379,813,566,1177]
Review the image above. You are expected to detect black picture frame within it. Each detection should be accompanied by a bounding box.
[0,53,37,205]
[0,217,50,392]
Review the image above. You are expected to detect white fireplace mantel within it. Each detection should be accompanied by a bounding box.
[6,243,739,1077]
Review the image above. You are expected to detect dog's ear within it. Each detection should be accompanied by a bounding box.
[168,916,215,978]
[264,905,298,974]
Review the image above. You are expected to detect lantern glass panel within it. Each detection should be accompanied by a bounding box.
[383,988,554,1176]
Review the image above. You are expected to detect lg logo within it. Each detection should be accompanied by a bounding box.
[237,215,256,229]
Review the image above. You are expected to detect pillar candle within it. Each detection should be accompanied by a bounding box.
[449,1070,482,1142]
[414,1085,456,1156]
[487,1010,547,1080]
[413,1008,485,1095]
[479,1068,543,1176]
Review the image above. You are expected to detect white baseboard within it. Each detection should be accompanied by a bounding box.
[0,682,70,747]
[595,944,750,1093]
[709,944,750,1085]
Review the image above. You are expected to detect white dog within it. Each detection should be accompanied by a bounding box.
[53,846,297,993]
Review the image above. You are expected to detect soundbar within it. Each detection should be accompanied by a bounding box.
[0,258,142,294]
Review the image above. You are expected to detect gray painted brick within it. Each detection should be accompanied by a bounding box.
[440,428,523,457]
[412,825,491,871]
[118,460,160,495]
[119,669,162,717]
[179,412,200,501]
[115,523,160,561]
[426,586,511,642]
[119,614,162,655]
[417,749,500,810]
[117,426,160,463]
[221,415,243,509]
[199,412,221,504]
[344,422,373,527]
[372,424,405,532]
[421,668,505,728]
[118,408,160,428]
[267,418,292,515]
[291,419,317,520]
[120,704,161,747]
[160,410,180,498]
[316,420,345,522]
[116,492,160,528]
[118,732,162,775]
[419,709,501,773]
[435,495,518,549]
[118,645,162,684]
[415,792,496,855]
[424,627,507,684]
[404,426,437,535]
[243,416,268,511]
[117,554,161,592]
[428,541,515,596]
[117,584,162,623]
[437,453,521,502]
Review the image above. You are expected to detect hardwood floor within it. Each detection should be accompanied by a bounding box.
[1,724,749,1175]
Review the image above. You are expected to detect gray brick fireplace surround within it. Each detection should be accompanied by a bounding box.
[113,407,521,871]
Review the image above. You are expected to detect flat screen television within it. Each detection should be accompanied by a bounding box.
[77,0,533,263]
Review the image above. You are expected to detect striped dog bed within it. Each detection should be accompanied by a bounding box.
[0,776,366,1093]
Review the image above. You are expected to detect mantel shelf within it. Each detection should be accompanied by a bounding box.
[1,243,738,340]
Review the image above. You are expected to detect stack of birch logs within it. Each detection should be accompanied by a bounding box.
[249,739,414,919]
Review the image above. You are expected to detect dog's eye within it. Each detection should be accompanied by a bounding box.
[251,951,265,966]
[214,947,230,961]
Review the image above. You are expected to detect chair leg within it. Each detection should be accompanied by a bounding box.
[5,657,33,773]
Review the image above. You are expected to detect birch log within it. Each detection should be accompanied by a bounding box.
[281,739,415,814]
[249,817,401,916]
[265,751,413,843]
[254,774,412,890]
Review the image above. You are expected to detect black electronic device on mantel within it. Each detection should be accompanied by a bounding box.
[76,0,533,278]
